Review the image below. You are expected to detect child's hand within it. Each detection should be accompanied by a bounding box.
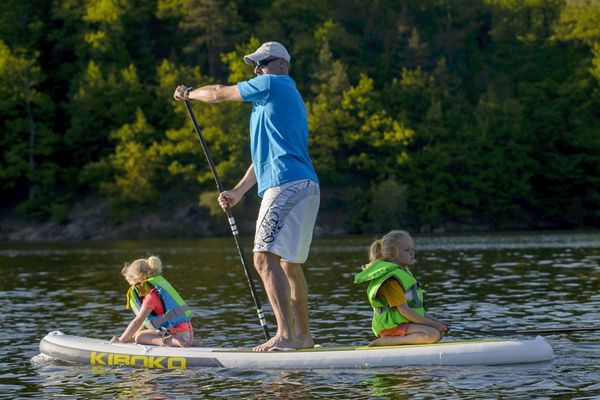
[110,336,122,343]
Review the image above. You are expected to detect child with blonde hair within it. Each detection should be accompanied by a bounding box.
[354,230,447,346]
[111,256,198,347]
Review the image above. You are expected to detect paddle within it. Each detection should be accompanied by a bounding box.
[450,325,600,336]
[183,99,270,341]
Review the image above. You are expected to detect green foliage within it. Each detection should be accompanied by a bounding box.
[1,0,599,232]
[340,74,414,177]
[101,108,162,205]
[49,202,70,224]
[156,0,187,18]
[485,0,563,42]
[0,36,60,216]
[222,37,262,84]
[178,0,245,77]
[554,0,600,45]
[198,190,222,217]
[65,61,145,168]
[367,179,410,233]
[0,41,33,190]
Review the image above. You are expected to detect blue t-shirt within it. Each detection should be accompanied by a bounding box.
[237,74,318,197]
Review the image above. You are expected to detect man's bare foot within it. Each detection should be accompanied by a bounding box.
[252,335,299,352]
[297,337,314,349]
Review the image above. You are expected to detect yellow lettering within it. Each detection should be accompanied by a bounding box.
[113,354,130,365]
[167,357,187,369]
[148,356,166,368]
[130,355,148,367]
[90,352,187,369]
[90,352,106,365]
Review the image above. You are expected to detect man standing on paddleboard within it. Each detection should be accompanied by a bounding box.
[173,41,320,352]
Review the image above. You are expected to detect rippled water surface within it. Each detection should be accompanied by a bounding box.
[1,231,599,399]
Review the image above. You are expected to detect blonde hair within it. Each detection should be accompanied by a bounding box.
[367,230,413,265]
[122,256,163,283]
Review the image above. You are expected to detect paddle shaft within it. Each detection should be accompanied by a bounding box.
[184,99,270,341]
[450,325,600,336]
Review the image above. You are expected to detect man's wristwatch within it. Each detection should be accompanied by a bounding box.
[184,86,194,100]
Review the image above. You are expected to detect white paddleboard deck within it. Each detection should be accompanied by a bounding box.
[39,331,553,369]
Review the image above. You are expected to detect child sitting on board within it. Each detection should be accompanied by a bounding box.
[354,230,448,346]
[111,256,199,347]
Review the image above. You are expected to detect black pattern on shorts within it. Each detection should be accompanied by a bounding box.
[255,181,317,251]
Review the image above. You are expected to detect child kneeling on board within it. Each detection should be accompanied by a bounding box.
[111,256,200,347]
[355,230,448,346]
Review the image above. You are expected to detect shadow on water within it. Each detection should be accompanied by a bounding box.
[0,231,598,398]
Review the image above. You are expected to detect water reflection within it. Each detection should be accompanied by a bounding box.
[0,231,599,398]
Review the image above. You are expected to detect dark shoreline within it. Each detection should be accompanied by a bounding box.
[1,197,592,242]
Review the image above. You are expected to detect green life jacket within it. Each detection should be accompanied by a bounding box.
[354,259,425,336]
[126,275,191,331]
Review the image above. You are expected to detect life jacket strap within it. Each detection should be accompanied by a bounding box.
[408,298,423,308]
[125,285,134,309]
[374,296,423,314]
[150,304,190,329]
[404,284,424,308]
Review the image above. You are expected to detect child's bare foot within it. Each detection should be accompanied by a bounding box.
[162,336,186,347]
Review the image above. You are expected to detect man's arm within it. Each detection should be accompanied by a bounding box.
[218,164,257,211]
[173,84,242,103]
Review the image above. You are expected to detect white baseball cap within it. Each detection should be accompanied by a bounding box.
[243,41,291,64]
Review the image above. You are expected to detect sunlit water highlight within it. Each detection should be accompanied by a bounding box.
[0,231,599,399]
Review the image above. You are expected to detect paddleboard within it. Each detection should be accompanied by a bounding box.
[39,331,553,369]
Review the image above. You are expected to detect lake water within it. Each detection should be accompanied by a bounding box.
[1,231,599,399]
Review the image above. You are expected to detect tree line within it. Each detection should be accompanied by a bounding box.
[1,0,599,234]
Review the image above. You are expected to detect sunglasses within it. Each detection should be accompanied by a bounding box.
[255,58,279,69]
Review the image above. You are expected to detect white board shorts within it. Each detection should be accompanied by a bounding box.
[254,179,320,264]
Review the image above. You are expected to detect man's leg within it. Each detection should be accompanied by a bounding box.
[252,251,299,351]
[281,261,313,349]
[251,180,319,351]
